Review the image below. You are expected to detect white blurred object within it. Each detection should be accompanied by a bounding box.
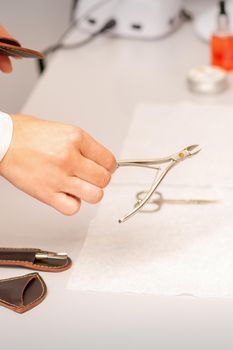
[182,0,216,17]
[194,0,233,42]
[186,65,228,94]
[75,0,183,39]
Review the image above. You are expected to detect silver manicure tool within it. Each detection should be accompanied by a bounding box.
[117,144,201,223]
[135,191,219,213]
[35,252,68,261]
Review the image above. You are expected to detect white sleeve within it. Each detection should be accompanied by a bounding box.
[0,112,13,162]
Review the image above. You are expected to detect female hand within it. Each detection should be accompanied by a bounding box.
[0,115,117,215]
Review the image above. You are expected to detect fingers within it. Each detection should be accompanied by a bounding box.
[64,176,103,204]
[50,192,81,216]
[2,115,116,216]
[44,175,103,216]
[74,155,111,188]
[0,54,12,73]
[80,131,117,173]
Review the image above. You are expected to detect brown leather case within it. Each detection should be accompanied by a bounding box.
[0,248,72,272]
[0,273,47,313]
[0,24,43,58]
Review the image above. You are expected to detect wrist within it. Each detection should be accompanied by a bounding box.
[0,112,13,170]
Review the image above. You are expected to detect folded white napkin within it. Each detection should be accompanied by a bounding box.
[68,102,233,297]
[69,185,233,297]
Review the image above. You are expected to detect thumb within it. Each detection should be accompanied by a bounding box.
[0,54,13,73]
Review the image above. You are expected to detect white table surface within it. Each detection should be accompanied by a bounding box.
[1,23,233,350]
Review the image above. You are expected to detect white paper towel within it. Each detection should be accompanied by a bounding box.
[68,103,233,297]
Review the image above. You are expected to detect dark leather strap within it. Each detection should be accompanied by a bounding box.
[0,248,72,272]
[0,24,43,58]
[0,248,36,262]
[0,247,72,313]
[0,25,20,46]
[0,273,47,313]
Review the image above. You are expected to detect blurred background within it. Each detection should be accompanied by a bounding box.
[0,0,73,111]
[0,0,229,112]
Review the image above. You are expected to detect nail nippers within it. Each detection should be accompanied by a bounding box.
[117,145,201,223]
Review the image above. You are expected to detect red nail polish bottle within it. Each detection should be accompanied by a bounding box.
[211,1,233,71]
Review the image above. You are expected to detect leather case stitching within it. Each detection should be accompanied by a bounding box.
[0,247,38,251]
[0,259,69,269]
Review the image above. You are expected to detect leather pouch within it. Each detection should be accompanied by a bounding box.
[0,24,43,58]
[0,247,72,272]
[0,272,47,313]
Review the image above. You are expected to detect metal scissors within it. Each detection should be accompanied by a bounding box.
[117,144,201,223]
[135,191,219,213]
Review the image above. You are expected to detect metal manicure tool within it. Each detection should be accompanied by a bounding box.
[35,252,68,261]
[135,191,219,213]
[117,144,201,223]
